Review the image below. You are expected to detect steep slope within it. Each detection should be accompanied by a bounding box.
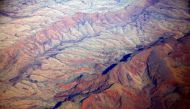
[52,33,190,109]
[0,0,190,109]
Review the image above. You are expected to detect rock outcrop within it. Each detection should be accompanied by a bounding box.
[0,0,190,109]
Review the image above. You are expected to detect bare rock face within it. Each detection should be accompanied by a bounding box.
[80,36,190,109]
[0,0,190,109]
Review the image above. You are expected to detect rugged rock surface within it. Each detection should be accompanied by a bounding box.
[0,0,190,109]
[52,34,190,109]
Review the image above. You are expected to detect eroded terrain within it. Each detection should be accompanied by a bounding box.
[0,0,190,109]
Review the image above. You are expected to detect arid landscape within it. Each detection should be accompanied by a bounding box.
[0,0,190,109]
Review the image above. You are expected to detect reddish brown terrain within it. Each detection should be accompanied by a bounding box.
[0,0,190,109]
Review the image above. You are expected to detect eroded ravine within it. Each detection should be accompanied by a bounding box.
[0,0,190,109]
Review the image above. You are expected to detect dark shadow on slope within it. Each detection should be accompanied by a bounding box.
[102,63,117,75]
